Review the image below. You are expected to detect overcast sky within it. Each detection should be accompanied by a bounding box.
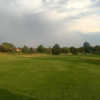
[0,0,100,47]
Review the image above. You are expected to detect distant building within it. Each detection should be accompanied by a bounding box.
[16,48,21,52]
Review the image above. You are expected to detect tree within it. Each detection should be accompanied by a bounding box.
[52,44,61,55]
[0,42,16,53]
[93,46,100,54]
[61,47,69,54]
[0,45,2,52]
[83,42,91,54]
[70,47,78,55]
[29,47,36,54]
[37,45,46,53]
[77,47,84,54]
[22,45,30,54]
[44,47,52,54]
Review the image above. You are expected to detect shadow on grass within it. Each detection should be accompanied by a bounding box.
[0,88,36,100]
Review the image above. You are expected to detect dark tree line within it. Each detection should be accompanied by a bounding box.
[0,42,100,55]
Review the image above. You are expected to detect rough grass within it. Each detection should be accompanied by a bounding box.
[0,53,100,100]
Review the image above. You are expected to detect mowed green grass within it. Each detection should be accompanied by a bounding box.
[0,54,100,100]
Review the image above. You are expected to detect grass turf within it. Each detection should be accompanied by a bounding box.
[0,54,100,100]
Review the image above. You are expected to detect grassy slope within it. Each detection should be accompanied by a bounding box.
[0,54,100,100]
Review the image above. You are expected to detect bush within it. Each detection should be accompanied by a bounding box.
[70,47,78,55]
[0,42,16,53]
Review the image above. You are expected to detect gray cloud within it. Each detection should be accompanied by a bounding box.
[0,0,100,47]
